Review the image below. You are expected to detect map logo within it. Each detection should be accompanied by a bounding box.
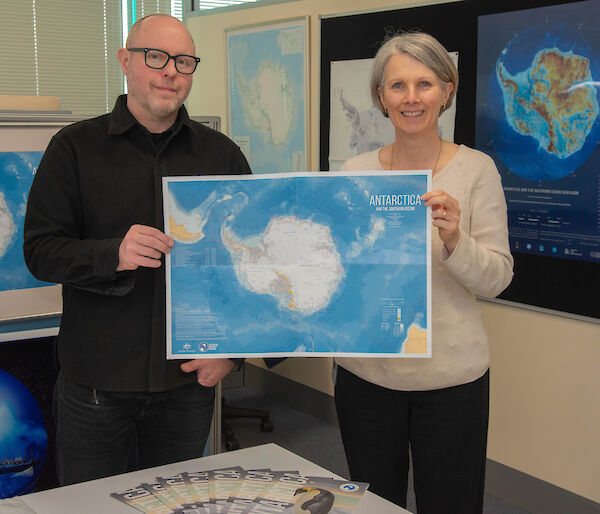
[339,483,359,492]
[197,342,209,353]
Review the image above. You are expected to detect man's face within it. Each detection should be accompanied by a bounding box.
[118,16,196,130]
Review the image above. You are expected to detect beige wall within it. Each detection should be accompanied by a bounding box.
[186,0,600,503]
[248,355,334,394]
[483,301,600,502]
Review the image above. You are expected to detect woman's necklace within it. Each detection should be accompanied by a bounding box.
[389,138,444,174]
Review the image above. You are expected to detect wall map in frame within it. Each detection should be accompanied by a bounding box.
[226,17,309,174]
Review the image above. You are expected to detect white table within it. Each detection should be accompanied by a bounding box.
[19,443,410,513]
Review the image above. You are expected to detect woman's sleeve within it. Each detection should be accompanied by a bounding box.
[441,156,514,298]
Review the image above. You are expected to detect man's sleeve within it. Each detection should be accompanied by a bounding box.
[230,141,252,175]
[23,136,134,296]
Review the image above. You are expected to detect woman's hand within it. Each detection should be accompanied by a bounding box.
[421,190,461,254]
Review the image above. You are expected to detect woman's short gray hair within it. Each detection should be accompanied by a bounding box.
[370,31,458,117]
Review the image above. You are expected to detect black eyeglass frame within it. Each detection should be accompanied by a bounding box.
[127,47,201,74]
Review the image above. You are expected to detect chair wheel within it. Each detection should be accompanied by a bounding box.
[260,419,274,432]
[225,438,240,451]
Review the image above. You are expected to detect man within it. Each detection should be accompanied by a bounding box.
[23,14,250,485]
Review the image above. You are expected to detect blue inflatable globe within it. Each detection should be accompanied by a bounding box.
[0,370,47,498]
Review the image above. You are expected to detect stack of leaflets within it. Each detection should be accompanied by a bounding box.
[111,467,369,513]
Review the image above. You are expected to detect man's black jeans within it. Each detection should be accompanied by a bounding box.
[53,371,214,485]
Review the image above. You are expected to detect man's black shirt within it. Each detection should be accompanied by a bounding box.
[24,95,251,392]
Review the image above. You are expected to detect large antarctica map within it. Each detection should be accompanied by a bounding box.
[164,172,431,358]
[475,0,600,263]
[227,19,307,174]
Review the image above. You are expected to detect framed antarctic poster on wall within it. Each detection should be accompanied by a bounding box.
[225,17,309,174]
[319,0,598,321]
[475,0,600,321]
[0,114,89,341]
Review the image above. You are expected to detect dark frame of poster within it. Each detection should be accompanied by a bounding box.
[319,0,598,321]
[474,0,598,321]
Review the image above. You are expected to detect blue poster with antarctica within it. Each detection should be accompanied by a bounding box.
[0,151,50,291]
[475,1,600,263]
[163,171,431,358]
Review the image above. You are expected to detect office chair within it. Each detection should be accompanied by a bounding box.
[220,358,285,451]
[221,396,273,451]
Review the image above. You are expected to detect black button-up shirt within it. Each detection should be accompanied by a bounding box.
[24,95,251,391]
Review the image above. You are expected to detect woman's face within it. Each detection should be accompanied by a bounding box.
[377,53,452,138]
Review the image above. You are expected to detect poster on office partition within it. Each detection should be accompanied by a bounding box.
[163,171,431,359]
[475,1,600,263]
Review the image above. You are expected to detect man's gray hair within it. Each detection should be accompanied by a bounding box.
[369,31,458,117]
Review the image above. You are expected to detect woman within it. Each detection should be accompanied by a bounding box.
[334,32,514,514]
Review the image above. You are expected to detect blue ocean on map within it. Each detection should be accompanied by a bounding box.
[165,173,430,357]
[0,152,51,292]
[484,22,600,182]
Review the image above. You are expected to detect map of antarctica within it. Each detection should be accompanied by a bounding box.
[227,20,307,174]
[475,0,600,263]
[163,172,431,358]
[476,1,600,183]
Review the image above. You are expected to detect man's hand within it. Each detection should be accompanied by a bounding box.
[180,359,236,387]
[117,224,174,271]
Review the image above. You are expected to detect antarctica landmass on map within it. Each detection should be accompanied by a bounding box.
[496,47,599,159]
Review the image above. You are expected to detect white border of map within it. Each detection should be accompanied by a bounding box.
[163,171,432,359]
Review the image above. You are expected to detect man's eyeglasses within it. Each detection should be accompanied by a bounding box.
[127,48,200,75]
